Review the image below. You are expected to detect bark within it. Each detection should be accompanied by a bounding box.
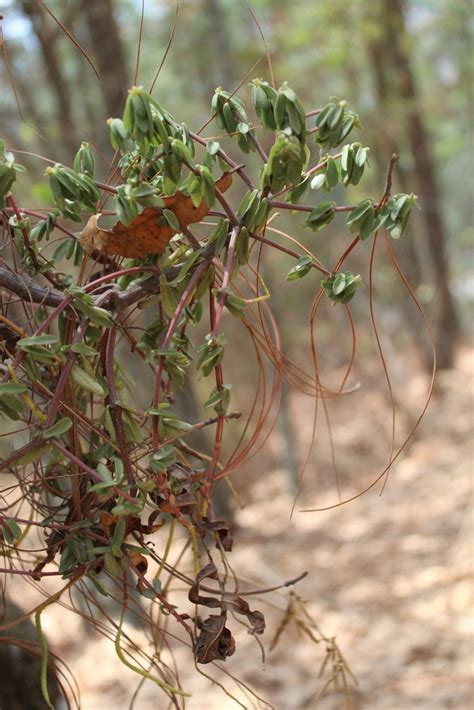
[82,0,129,119]
[264,270,300,492]
[203,0,236,89]
[277,383,300,492]
[3,40,46,141]
[0,600,64,709]
[383,0,458,369]
[20,0,78,158]
[367,35,437,368]
[186,0,236,105]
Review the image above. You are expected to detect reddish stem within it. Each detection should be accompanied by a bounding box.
[44,320,89,427]
[205,289,224,486]
[211,226,239,337]
[151,261,208,447]
[6,195,59,287]
[104,325,135,485]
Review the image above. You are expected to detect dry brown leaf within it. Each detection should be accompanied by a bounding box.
[128,551,148,576]
[79,172,232,259]
[188,561,265,651]
[99,511,118,536]
[195,612,236,664]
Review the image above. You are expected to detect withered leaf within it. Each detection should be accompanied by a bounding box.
[189,562,220,608]
[79,172,232,258]
[80,211,173,258]
[189,561,266,637]
[99,511,118,536]
[98,510,141,537]
[0,324,20,358]
[203,517,233,552]
[222,595,266,636]
[174,491,197,509]
[195,612,235,664]
[141,510,163,535]
[129,551,148,577]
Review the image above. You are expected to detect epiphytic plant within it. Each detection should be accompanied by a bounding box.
[0,72,428,708]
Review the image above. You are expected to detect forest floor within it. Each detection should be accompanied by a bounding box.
[8,343,473,709]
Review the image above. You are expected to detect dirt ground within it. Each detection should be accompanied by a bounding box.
[7,344,473,709]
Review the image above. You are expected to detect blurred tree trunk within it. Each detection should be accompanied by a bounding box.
[366,32,436,367]
[264,269,300,492]
[369,36,421,289]
[82,0,129,119]
[0,600,63,709]
[20,0,78,159]
[203,0,236,89]
[3,41,46,143]
[381,0,458,369]
[277,382,300,492]
[187,0,236,103]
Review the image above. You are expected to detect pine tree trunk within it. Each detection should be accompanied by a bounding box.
[20,0,78,159]
[367,36,436,369]
[83,0,129,119]
[383,0,458,369]
[0,600,63,709]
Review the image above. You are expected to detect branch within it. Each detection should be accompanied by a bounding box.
[0,266,170,311]
[377,153,399,209]
[0,268,64,307]
[0,236,219,313]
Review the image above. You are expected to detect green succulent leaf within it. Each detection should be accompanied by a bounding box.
[321,272,363,304]
[42,417,73,440]
[304,201,336,231]
[286,255,313,281]
[204,384,232,415]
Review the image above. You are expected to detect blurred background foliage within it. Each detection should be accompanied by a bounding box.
[0,0,471,373]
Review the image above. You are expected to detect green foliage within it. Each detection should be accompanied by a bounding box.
[2,518,22,544]
[340,142,370,186]
[314,98,360,148]
[261,130,308,192]
[304,201,337,231]
[146,403,192,439]
[0,55,419,705]
[0,141,26,209]
[346,198,376,240]
[196,333,226,377]
[321,271,363,304]
[107,118,133,152]
[204,384,232,415]
[237,190,270,232]
[73,142,95,177]
[377,193,419,239]
[30,212,59,242]
[42,417,73,440]
[286,255,313,281]
[45,164,101,221]
[212,87,256,153]
[251,79,278,129]
[150,445,177,472]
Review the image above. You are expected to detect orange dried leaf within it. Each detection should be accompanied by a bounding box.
[128,551,148,576]
[79,172,232,259]
[164,171,232,226]
[80,211,173,258]
[99,511,118,535]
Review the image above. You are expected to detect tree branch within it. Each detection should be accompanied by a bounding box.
[0,268,64,307]
[0,237,219,313]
